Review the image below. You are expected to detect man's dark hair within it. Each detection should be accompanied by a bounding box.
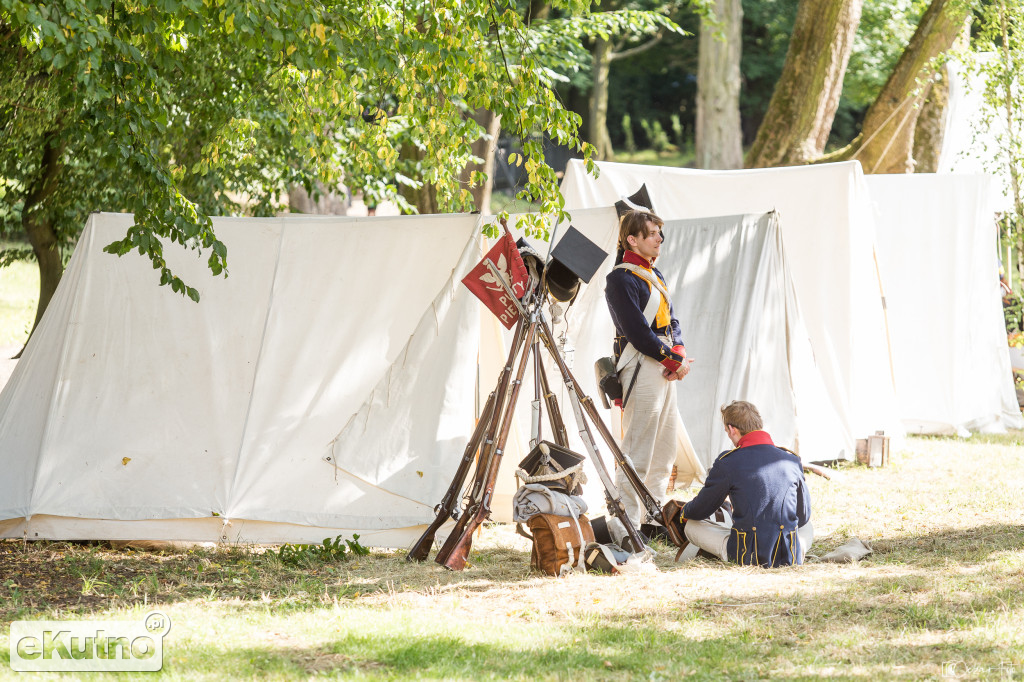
[721,401,763,435]
[617,209,664,254]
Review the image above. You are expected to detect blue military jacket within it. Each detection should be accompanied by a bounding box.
[605,250,683,364]
[682,431,811,567]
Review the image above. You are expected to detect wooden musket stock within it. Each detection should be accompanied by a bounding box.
[432,319,530,567]
[438,320,538,571]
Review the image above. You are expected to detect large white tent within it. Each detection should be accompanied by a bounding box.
[864,173,1022,434]
[560,211,847,468]
[9,172,1010,546]
[560,160,904,458]
[0,208,662,546]
[0,212,487,547]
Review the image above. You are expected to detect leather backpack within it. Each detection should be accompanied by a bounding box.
[527,513,595,576]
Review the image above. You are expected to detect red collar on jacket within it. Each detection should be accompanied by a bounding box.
[622,250,653,269]
[737,430,774,448]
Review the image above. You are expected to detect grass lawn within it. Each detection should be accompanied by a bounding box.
[0,258,37,349]
[2,433,1023,680]
[611,149,694,168]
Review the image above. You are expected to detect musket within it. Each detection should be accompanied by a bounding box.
[571,370,669,529]
[432,315,531,568]
[406,390,497,562]
[535,314,654,553]
[437,316,538,571]
[537,355,569,448]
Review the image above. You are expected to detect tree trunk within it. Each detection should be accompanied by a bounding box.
[744,0,863,167]
[461,107,501,214]
[588,37,615,161]
[287,182,349,214]
[696,0,744,169]
[21,134,66,352]
[837,0,971,173]
[911,66,949,173]
[398,146,439,215]
[911,16,968,173]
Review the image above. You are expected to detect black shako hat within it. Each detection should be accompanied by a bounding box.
[545,225,608,302]
[614,184,655,218]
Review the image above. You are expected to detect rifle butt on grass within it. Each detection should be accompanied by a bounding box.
[437,319,538,570]
[406,392,497,562]
[430,320,528,567]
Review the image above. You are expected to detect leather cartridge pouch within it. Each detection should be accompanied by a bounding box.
[661,499,691,560]
[594,356,623,409]
[527,513,595,576]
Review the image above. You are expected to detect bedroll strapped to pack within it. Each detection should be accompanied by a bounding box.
[516,441,586,495]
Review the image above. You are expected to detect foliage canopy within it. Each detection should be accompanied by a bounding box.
[1,0,604,304]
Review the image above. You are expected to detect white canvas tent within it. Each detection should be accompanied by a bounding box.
[864,173,1022,434]
[561,211,848,468]
[0,212,487,547]
[560,160,904,458]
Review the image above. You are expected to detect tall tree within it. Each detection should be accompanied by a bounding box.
[830,0,972,172]
[744,0,864,166]
[912,19,970,173]
[910,64,951,172]
[575,4,687,160]
[1,0,608,341]
[696,0,743,168]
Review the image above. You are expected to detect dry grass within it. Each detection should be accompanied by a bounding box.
[1,434,1023,680]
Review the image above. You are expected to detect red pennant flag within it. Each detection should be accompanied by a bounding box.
[462,228,529,329]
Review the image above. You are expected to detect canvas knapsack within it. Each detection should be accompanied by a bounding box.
[527,513,595,577]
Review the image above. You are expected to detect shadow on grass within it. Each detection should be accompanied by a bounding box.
[864,522,1024,567]
[2,522,1022,624]
[0,539,540,622]
[156,609,1020,681]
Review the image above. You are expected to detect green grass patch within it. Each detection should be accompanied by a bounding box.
[1,436,1023,679]
[0,258,37,348]
[612,149,694,168]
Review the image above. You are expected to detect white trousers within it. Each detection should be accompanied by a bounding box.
[617,357,681,527]
[684,517,815,563]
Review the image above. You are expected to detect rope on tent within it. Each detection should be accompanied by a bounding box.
[846,90,920,163]
[868,88,929,174]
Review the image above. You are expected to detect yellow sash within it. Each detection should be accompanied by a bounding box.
[627,269,671,329]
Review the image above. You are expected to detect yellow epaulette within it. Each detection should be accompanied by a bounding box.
[778,446,801,460]
[718,447,740,460]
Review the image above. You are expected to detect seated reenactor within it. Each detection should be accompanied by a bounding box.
[682,401,813,567]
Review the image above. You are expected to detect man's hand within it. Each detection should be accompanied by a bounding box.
[665,358,694,380]
[676,358,694,379]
